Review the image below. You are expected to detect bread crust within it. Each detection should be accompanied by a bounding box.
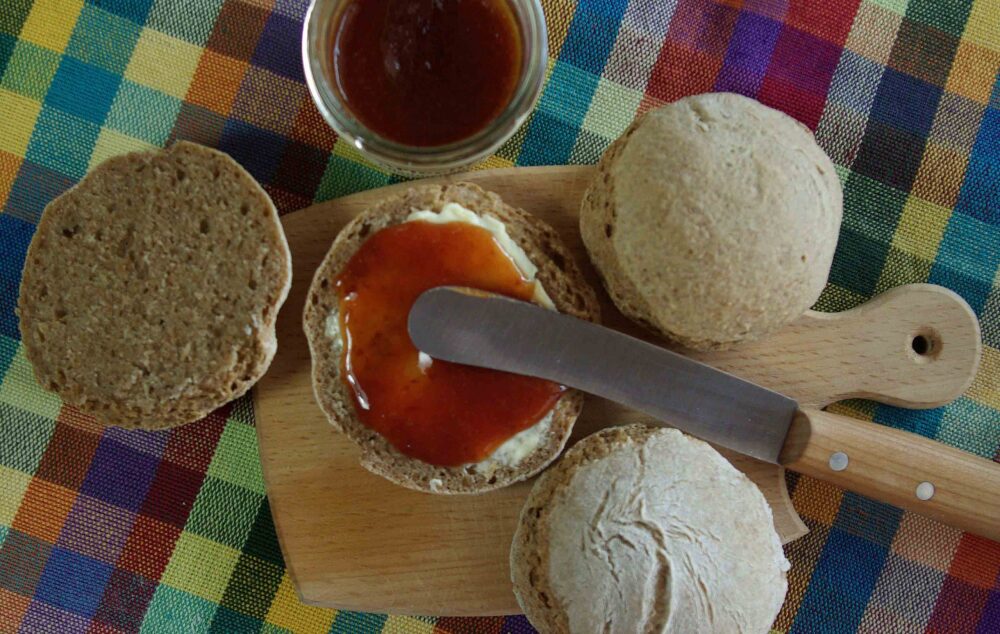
[303,183,599,494]
[17,141,291,429]
[580,93,842,350]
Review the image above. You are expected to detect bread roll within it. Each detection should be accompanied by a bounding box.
[511,425,789,633]
[18,142,292,429]
[303,183,599,493]
[580,93,842,350]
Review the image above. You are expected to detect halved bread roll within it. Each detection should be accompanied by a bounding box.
[303,183,599,493]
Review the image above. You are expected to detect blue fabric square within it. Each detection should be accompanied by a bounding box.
[80,436,160,511]
[559,0,628,75]
[826,49,884,116]
[105,79,182,145]
[953,107,1000,225]
[714,11,782,96]
[929,260,993,316]
[66,5,141,75]
[88,0,154,24]
[0,213,35,339]
[24,106,101,180]
[209,606,263,633]
[3,158,78,223]
[218,118,287,184]
[45,57,121,125]
[833,492,904,548]
[791,528,889,633]
[874,403,945,438]
[869,67,943,138]
[934,212,999,287]
[35,548,114,618]
[519,110,583,166]
[250,12,303,81]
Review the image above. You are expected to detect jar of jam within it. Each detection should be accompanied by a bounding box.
[302,0,547,175]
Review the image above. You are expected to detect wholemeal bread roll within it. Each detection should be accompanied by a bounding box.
[304,183,599,494]
[581,93,842,350]
[18,142,291,429]
[511,425,789,634]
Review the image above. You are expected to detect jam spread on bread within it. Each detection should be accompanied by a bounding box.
[334,219,563,466]
[332,0,521,146]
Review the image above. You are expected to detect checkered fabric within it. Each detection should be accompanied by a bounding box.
[0,0,997,632]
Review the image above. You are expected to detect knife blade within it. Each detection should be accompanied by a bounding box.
[408,286,798,463]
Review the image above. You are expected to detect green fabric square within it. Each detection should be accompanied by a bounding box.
[936,397,999,459]
[0,346,62,420]
[66,5,141,75]
[0,34,15,79]
[0,402,56,473]
[260,624,291,634]
[2,40,60,101]
[146,0,225,46]
[219,554,283,619]
[140,584,219,633]
[105,79,181,146]
[315,154,392,201]
[207,421,265,494]
[829,226,890,299]
[209,606,264,633]
[185,476,262,549]
[161,531,241,604]
[0,0,32,37]
[875,246,932,293]
[904,0,972,37]
[242,499,283,567]
[0,335,17,378]
[843,171,908,244]
[332,612,389,632]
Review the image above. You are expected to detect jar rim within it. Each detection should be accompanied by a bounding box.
[302,0,548,175]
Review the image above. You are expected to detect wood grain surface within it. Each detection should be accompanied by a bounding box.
[254,166,981,615]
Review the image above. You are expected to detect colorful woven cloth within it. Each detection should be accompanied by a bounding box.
[0,0,998,632]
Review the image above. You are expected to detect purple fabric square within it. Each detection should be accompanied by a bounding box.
[56,494,136,564]
[250,11,304,81]
[766,23,842,96]
[715,10,783,95]
[3,160,78,224]
[979,591,1000,634]
[79,437,159,512]
[502,615,538,633]
[744,0,789,20]
[20,600,91,634]
[273,0,310,20]
[35,548,114,619]
[94,568,158,633]
[103,427,171,459]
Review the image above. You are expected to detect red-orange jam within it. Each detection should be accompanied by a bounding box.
[334,219,563,466]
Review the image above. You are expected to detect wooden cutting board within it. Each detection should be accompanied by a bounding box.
[254,166,980,616]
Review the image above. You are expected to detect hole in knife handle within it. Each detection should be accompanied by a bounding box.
[909,327,941,363]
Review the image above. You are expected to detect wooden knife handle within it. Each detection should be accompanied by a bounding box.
[781,408,1000,541]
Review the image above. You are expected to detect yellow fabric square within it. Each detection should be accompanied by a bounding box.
[265,574,336,634]
[160,532,241,603]
[0,347,62,420]
[967,345,999,410]
[0,90,41,158]
[474,155,516,170]
[964,0,1000,50]
[892,195,951,262]
[332,137,383,170]
[88,128,155,172]
[583,78,644,141]
[18,0,84,53]
[946,41,1000,105]
[125,29,202,99]
[0,467,32,527]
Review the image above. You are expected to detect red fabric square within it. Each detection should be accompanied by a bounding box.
[784,0,861,46]
[948,534,1000,589]
[139,461,205,529]
[647,40,724,103]
[34,423,102,490]
[162,408,228,471]
[116,515,182,581]
[758,74,829,130]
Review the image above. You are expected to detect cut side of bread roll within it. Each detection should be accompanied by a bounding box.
[303,183,599,494]
[18,142,292,429]
[511,425,789,634]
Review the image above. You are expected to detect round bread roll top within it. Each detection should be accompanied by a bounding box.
[511,425,789,634]
[580,93,842,350]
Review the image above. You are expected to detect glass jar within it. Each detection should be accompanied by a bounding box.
[302,0,547,176]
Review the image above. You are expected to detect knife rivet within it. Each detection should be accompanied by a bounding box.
[915,481,935,501]
[828,452,849,471]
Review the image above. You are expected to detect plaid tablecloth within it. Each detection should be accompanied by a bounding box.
[0,0,998,632]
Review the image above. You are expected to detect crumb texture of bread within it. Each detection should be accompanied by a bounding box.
[511,425,789,634]
[17,141,292,429]
[303,183,599,494]
[580,92,843,350]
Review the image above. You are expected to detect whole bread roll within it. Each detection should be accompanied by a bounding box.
[18,142,291,429]
[511,425,789,634]
[580,93,842,350]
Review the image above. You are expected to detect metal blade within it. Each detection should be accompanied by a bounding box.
[408,287,799,464]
